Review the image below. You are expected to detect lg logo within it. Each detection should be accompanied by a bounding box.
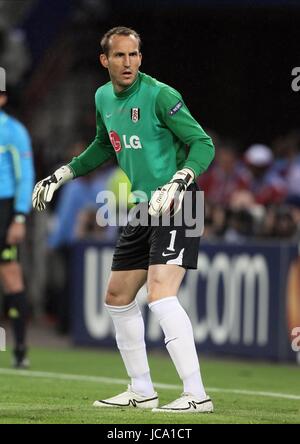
[291,67,300,92]
[109,131,142,152]
[123,135,142,149]
[291,327,300,352]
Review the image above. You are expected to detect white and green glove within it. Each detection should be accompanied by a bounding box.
[149,168,195,217]
[32,165,74,211]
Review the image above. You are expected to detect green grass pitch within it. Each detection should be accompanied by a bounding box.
[0,347,299,424]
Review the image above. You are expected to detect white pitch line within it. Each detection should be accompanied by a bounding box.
[206,387,300,401]
[0,368,299,401]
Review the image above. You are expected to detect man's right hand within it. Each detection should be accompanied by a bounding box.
[32,165,74,211]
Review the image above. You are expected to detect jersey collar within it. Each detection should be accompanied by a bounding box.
[113,72,141,99]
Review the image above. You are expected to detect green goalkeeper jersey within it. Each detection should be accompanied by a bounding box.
[69,72,214,201]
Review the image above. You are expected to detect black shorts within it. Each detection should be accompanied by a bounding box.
[0,198,18,263]
[112,183,201,271]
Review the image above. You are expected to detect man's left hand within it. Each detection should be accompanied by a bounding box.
[6,221,26,245]
[149,168,195,217]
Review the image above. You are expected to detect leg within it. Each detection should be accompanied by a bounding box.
[147,263,186,302]
[105,269,147,306]
[93,221,160,408]
[95,269,158,407]
[146,186,213,412]
[0,261,24,293]
[148,264,212,412]
[0,261,29,368]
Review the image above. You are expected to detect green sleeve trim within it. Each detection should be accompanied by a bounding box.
[7,144,22,208]
[0,144,21,179]
[68,163,77,178]
[8,144,21,180]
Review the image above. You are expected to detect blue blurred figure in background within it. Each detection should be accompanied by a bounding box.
[0,90,35,367]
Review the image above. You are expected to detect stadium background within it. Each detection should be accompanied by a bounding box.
[0,0,300,424]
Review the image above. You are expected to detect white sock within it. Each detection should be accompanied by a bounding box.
[105,300,155,397]
[149,296,207,400]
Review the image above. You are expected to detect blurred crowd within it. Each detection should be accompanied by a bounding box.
[198,129,300,243]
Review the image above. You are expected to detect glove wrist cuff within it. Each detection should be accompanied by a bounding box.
[172,168,195,186]
[181,167,195,180]
[55,165,74,185]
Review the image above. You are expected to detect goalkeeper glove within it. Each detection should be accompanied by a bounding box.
[32,165,74,211]
[149,168,195,217]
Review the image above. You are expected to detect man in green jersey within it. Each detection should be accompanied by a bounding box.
[32,27,215,413]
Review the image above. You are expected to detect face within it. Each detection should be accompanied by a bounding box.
[100,34,142,92]
[217,148,236,173]
[0,93,7,108]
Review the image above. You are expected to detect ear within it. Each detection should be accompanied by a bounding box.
[138,52,142,67]
[100,53,108,69]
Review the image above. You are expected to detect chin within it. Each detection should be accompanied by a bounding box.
[119,79,134,88]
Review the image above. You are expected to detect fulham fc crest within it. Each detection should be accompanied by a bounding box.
[131,108,140,123]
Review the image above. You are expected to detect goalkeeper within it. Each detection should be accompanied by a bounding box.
[33,26,215,413]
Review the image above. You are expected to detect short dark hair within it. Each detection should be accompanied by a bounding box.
[100,26,141,56]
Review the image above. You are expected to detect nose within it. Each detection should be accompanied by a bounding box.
[124,55,130,67]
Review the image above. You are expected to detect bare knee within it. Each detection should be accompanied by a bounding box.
[105,270,147,307]
[105,285,134,306]
[147,276,164,303]
[147,264,186,303]
[0,262,24,293]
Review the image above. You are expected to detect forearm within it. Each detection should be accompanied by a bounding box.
[184,137,215,178]
[69,94,115,177]
[68,138,115,178]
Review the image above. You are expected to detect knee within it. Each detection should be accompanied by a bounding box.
[147,276,164,303]
[105,286,132,306]
[0,263,24,293]
[147,275,182,303]
[147,275,162,292]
